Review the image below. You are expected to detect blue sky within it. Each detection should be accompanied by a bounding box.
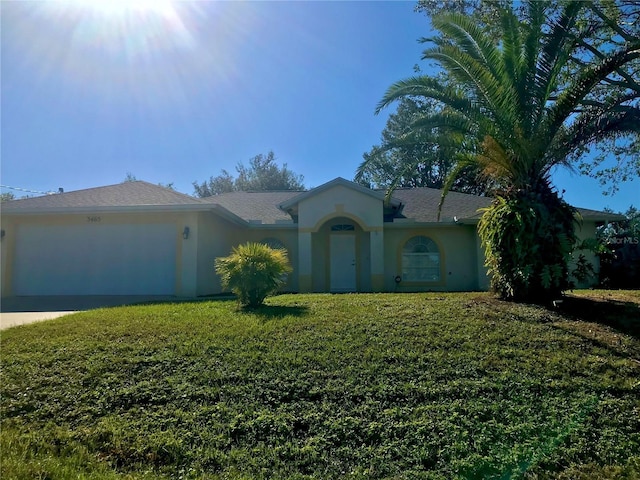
[1,1,636,212]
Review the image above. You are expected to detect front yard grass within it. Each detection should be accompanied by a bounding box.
[1,291,639,479]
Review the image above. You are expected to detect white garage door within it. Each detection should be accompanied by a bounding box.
[13,223,177,295]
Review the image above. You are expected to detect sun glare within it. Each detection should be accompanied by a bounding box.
[67,0,176,18]
[8,0,246,109]
[43,0,196,59]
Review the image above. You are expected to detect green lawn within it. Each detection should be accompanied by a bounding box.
[1,291,639,479]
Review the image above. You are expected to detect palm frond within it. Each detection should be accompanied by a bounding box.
[534,1,584,99]
[376,76,476,117]
[430,12,504,82]
[436,153,478,221]
[423,47,521,135]
[519,0,547,135]
[550,107,640,165]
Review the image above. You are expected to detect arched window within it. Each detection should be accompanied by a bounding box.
[260,237,286,252]
[330,224,355,232]
[402,236,440,282]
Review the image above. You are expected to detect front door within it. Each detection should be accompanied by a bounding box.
[330,234,356,292]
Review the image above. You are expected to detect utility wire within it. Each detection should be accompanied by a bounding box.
[0,184,57,195]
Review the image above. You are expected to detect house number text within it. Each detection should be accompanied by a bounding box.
[87,216,102,223]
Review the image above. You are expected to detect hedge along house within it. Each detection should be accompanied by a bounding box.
[0,178,619,298]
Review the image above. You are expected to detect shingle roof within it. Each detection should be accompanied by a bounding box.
[392,188,491,222]
[575,206,625,221]
[200,188,485,224]
[2,179,619,224]
[201,191,301,224]
[2,181,204,211]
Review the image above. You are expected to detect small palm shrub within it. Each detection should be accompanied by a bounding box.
[478,186,578,302]
[215,242,292,308]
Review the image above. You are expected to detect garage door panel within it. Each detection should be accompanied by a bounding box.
[14,223,177,295]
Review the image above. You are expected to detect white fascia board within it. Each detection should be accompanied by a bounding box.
[2,204,208,215]
[455,218,481,225]
[384,220,462,229]
[577,212,626,222]
[246,223,298,230]
[2,204,249,226]
[456,210,624,225]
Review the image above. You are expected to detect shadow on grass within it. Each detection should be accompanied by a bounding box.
[557,295,640,340]
[240,304,310,320]
[550,295,640,365]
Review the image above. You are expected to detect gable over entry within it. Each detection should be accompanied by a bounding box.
[279,178,392,292]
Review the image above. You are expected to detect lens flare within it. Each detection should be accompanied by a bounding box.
[4,1,257,112]
[67,0,174,17]
[53,0,196,60]
[3,1,215,112]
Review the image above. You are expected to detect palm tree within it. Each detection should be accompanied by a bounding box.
[366,0,639,302]
[215,242,292,308]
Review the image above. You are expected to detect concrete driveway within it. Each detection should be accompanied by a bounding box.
[0,295,176,330]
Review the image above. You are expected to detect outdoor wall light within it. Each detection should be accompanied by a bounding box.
[183,226,190,240]
[0,229,4,240]
[394,275,402,284]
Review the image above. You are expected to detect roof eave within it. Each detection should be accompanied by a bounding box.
[2,204,210,215]
[245,223,298,229]
[1,203,249,226]
[577,211,626,222]
[385,219,467,228]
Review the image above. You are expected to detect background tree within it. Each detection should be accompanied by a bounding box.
[193,151,305,197]
[597,206,640,288]
[599,206,640,243]
[357,96,487,194]
[196,170,234,196]
[569,1,640,193]
[0,192,16,202]
[123,173,175,190]
[375,0,640,301]
[415,0,508,37]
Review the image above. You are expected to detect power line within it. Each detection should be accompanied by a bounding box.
[0,184,57,195]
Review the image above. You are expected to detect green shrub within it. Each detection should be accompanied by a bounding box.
[215,242,292,307]
[478,186,578,302]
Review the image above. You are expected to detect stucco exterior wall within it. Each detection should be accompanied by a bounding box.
[571,219,601,288]
[1,216,16,297]
[297,185,383,231]
[475,228,490,291]
[196,222,300,296]
[383,224,481,292]
[240,228,299,292]
[195,212,243,296]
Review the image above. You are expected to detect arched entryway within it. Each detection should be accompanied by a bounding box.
[310,216,371,292]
